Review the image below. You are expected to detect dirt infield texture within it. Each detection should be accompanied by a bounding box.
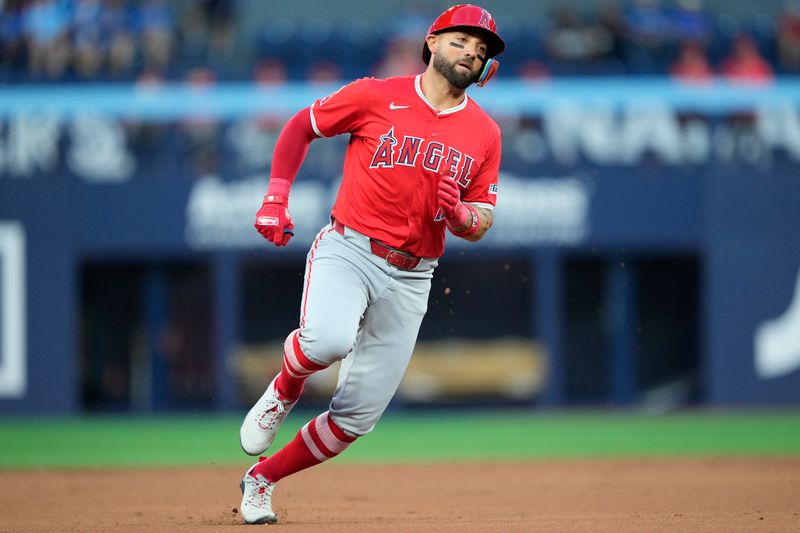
[1,458,799,532]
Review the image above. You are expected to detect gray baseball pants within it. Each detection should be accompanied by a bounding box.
[295,221,438,436]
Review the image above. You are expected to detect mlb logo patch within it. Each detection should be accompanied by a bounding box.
[488,184,499,195]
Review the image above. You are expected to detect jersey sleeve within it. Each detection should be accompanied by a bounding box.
[309,78,373,138]
[461,124,501,210]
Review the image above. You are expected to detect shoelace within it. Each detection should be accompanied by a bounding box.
[246,474,274,509]
[256,398,287,430]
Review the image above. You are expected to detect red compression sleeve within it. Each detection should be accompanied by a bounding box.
[267,107,319,194]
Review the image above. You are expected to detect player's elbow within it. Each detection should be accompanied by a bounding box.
[463,228,488,242]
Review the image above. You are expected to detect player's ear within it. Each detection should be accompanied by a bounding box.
[425,34,438,59]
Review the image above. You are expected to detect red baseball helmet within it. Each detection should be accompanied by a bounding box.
[422,4,505,63]
[421,4,505,86]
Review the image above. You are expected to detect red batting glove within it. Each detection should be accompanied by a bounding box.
[254,193,294,247]
[437,177,470,227]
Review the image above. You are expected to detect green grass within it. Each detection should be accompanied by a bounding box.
[0,410,798,469]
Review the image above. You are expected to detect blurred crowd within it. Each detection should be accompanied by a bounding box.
[0,0,236,83]
[1,0,800,84]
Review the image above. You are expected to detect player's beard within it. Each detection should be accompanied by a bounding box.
[433,54,478,89]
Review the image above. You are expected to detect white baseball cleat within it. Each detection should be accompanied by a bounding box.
[239,461,278,525]
[240,375,297,455]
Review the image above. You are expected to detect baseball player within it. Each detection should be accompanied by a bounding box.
[239,4,505,524]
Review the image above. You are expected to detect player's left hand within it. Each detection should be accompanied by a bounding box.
[437,177,462,218]
[255,194,294,247]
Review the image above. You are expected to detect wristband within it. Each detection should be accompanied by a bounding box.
[263,193,288,205]
[266,177,292,199]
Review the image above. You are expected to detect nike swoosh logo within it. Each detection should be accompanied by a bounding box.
[389,102,410,110]
[755,266,800,379]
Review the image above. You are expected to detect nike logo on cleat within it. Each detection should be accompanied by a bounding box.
[389,102,410,110]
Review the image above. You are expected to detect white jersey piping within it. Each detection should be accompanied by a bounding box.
[309,105,325,137]
[414,74,469,115]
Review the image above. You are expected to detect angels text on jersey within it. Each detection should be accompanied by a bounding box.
[369,126,475,188]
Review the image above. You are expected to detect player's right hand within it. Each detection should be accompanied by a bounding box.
[437,176,462,219]
[254,194,294,247]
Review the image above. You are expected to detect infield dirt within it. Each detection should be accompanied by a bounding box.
[1,457,799,532]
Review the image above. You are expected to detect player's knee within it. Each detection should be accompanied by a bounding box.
[328,411,374,438]
[299,327,356,365]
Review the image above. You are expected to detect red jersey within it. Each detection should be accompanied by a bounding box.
[309,74,501,258]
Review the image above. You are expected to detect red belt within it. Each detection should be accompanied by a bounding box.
[332,220,421,270]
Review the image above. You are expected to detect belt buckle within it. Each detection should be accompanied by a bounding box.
[385,250,418,270]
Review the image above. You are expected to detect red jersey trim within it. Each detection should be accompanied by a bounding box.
[413,74,469,115]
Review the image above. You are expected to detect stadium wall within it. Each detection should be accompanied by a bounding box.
[1,79,799,412]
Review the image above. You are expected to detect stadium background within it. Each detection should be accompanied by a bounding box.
[1,0,799,531]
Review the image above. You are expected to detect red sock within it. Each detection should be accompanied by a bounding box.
[253,411,357,483]
[274,330,328,401]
